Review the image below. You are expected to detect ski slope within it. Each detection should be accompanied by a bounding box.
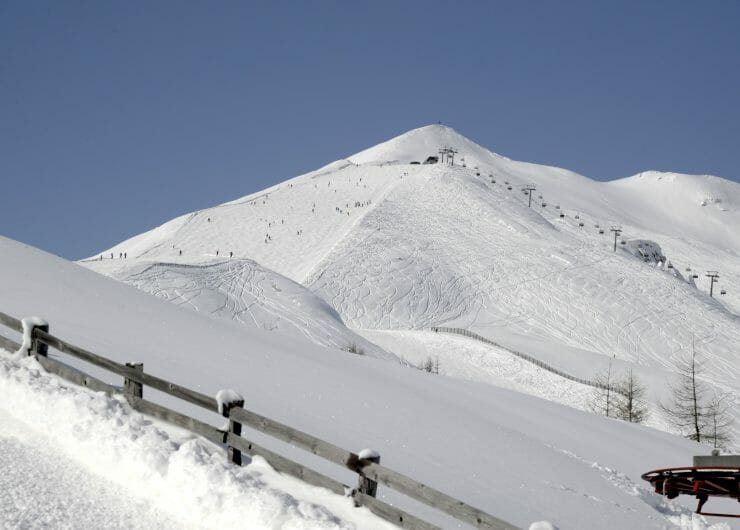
[84,124,740,444]
[1,235,735,529]
[90,258,391,359]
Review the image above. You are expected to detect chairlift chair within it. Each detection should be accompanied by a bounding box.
[559,213,565,218]
[599,229,604,234]
[579,222,584,227]
[621,240,627,245]
[721,289,727,295]
[542,203,547,207]
[692,274,699,279]
[507,186,512,190]
[575,214,580,219]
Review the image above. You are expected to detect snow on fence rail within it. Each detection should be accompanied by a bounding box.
[0,310,518,530]
[431,326,625,397]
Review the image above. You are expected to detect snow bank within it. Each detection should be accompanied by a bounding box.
[0,355,394,530]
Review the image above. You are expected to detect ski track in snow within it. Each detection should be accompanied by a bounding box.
[84,124,740,444]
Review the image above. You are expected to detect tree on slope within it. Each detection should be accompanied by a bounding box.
[704,393,733,449]
[659,346,733,446]
[591,361,617,418]
[614,369,649,424]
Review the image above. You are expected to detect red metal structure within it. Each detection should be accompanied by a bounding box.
[642,464,740,517]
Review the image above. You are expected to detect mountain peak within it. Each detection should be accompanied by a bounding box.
[347,124,506,166]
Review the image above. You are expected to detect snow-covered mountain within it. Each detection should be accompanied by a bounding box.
[1,235,734,529]
[82,124,740,439]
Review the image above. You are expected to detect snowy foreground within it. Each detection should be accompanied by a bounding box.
[0,355,393,530]
[0,236,735,529]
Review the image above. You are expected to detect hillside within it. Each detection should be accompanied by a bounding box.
[90,258,391,359]
[83,125,740,442]
[1,235,734,529]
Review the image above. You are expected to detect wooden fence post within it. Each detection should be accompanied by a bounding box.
[31,322,49,357]
[223,398,245,465]
[124,362,143,402]
[357,449,381,498]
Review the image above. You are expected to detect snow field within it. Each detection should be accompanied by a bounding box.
[1,235,737,528]
[110,259,392,359]
[0,354,395,530]
[85,124,740,447]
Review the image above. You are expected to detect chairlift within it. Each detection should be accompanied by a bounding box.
[542,203,547,207]
[507,186,513,190]
[667,263,674,269]
[504,180,509,185]
[720,289,726,295]
[579,222,584,227]
[599,229,604,234]
[686,266,691,272]
[559,213,565,218]
[620,240,627,245]
[538,194,543,199]
[555,205,561,210]
[575,214,580,219]
[692,274,699,279]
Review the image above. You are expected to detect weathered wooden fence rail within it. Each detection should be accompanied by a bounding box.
[0,310,519,530]
[431,326,625,396]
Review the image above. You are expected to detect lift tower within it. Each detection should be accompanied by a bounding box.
[521,185,536,208]
[610,226,622,252]
[706,271,720,297]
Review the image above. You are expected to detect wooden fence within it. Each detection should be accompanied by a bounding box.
[431,326,625,397]
[0,310,519,530]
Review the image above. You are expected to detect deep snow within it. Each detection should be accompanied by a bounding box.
[0,235,735,529]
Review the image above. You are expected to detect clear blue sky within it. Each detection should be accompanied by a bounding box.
[2,1,739,260]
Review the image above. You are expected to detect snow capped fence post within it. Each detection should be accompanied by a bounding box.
[30,322,49,358]
[356,449,381,498]
[217,390,245,466]
[124,363,143,401]
[17,317,49,358]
